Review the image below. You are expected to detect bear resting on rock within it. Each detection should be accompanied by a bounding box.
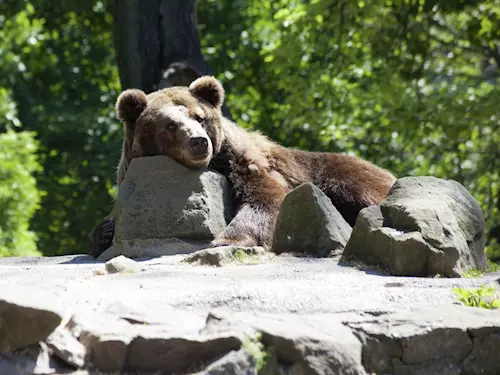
[89,76,396,257]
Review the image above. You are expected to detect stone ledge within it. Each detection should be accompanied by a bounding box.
[0,255,499,374]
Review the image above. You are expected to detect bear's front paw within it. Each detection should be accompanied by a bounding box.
[88,218,115,258]
[210,235,258,248]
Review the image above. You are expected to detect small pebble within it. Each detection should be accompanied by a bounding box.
[105,255,141,274]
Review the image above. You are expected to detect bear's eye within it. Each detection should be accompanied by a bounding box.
[167,124,178,132]
[194,114,206,125]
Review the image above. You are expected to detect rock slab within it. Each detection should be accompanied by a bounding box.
[342,176,487,277]
[1,255,499,374]
[0,289,63,353]
[271,182,352,257]
[348,306,500,375]
[110,155,234,258]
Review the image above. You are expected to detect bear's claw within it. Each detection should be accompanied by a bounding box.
[88,218,115,258]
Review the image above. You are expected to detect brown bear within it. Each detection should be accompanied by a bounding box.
[89,76,396,256]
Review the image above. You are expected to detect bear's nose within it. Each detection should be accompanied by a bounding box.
[189,137,209,155]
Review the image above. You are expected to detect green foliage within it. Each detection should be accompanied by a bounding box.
[462,269,485,278]
[0,130,41,256]
[463,260,500,277]
[233,248,250,262]
[487,259,500,272]
[241,332,271,373]
[486,240,500,261]
[0,1,121,255]
[232,248,263,264]
[0,7,42,257]
[452,285,500,309]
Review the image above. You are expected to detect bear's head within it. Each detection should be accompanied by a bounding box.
[115,76,225,168]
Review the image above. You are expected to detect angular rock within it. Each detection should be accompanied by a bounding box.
[46,327,86,368]
[271,183,352,257]
[104,255,142,274]
[124,333,241,373]
[347,305,500,375]
[342,176,487,277]
[202,349,257,375]
[112,155,234,257]
[463,331,500,375]
[258,321,365,375]
[68,313,135,373]
[204,311,367,375]
[83,334,130,373]
[391,358,462,375]
[0,289,63,352]
[184,246,268,267]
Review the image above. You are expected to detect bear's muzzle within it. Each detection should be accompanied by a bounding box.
[189,136,209,158]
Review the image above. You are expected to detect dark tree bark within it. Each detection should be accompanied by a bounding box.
[111,0,231,118]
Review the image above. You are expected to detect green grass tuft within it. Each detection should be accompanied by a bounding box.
[487,259,500,272]
[462,260,500,278]
[452,285,500,309]
[462,269,484,278]
[233,248,249,262]
[241,332,271,373]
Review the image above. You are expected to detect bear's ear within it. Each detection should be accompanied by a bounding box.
[115,89,148,123]
[189,76,225,109]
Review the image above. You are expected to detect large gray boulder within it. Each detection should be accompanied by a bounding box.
[271,183,352,257]
[100,155,234,260]
[342,176,487,277]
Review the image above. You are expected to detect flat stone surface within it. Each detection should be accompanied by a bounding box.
[98,237,210,262]
[0,254,497,318]
[0,254,499,374]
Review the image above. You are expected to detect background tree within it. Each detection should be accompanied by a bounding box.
[0,129,41,257]
[111,0,231,118]
[0,1,121,255]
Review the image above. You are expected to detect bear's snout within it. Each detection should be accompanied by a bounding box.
[189,136,209,157]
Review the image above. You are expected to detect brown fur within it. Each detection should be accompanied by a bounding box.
[112,76,397,249]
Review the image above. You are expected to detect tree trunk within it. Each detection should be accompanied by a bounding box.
[111,0,231,118]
